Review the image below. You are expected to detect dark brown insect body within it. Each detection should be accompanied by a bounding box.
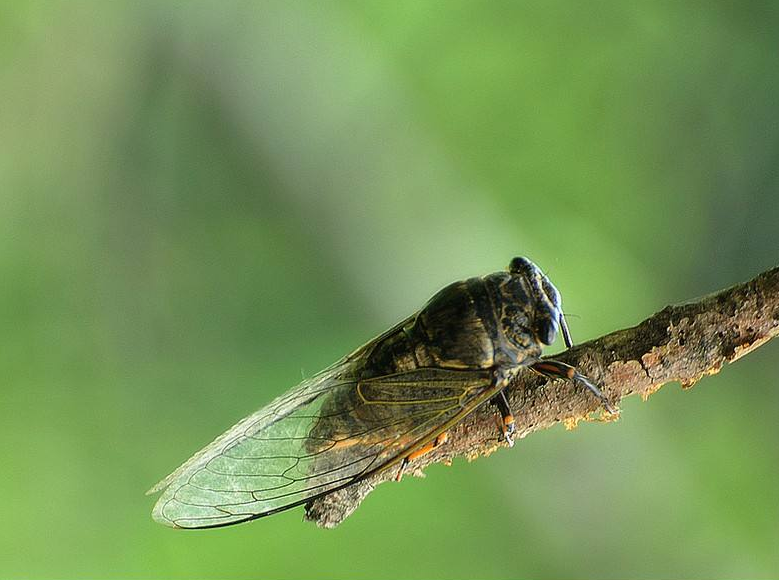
[360,258,562,378]
[149,257,611,528]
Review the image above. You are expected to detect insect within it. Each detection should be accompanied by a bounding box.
[149,256,613,528]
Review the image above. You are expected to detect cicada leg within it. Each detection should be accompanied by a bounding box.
[531,360,617,414]
[395,432,449,482]
[491,389,516,447]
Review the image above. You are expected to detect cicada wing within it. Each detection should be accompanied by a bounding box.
[150,365,496,528]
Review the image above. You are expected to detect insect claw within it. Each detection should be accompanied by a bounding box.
[395,459,408,482]
[572,371,618,415]
[603,400,618,415]
[504,430,515,447]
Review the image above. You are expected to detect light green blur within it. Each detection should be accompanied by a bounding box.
[1,1,777,578]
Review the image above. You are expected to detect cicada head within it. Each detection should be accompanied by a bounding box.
[495,257,571,353]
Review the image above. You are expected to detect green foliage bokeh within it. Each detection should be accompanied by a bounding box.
[1,2,777,578]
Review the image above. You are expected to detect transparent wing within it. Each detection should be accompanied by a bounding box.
[149,362,495,528]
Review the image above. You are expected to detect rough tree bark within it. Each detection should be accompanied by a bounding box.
[305,266,779,528]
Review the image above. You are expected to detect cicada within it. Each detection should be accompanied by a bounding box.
[149,257,613,528]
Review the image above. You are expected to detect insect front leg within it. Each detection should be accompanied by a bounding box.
[531,360,617,414]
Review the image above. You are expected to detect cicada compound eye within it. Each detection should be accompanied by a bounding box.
[508,256,535,275]
[535,310,559,346]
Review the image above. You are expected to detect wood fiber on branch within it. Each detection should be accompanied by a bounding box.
[305,266,779,528]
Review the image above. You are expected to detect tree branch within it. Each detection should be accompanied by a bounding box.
[305,266,779,528]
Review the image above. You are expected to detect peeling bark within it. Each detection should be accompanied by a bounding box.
[305,266,779,528]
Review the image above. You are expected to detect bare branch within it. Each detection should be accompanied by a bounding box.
[305,266,779,528]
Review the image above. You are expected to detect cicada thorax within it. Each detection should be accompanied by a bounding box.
[410,274,548,372]
[358,273,547,380]
[303,269,557,456]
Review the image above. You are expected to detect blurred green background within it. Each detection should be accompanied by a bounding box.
[1,1,778,578]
